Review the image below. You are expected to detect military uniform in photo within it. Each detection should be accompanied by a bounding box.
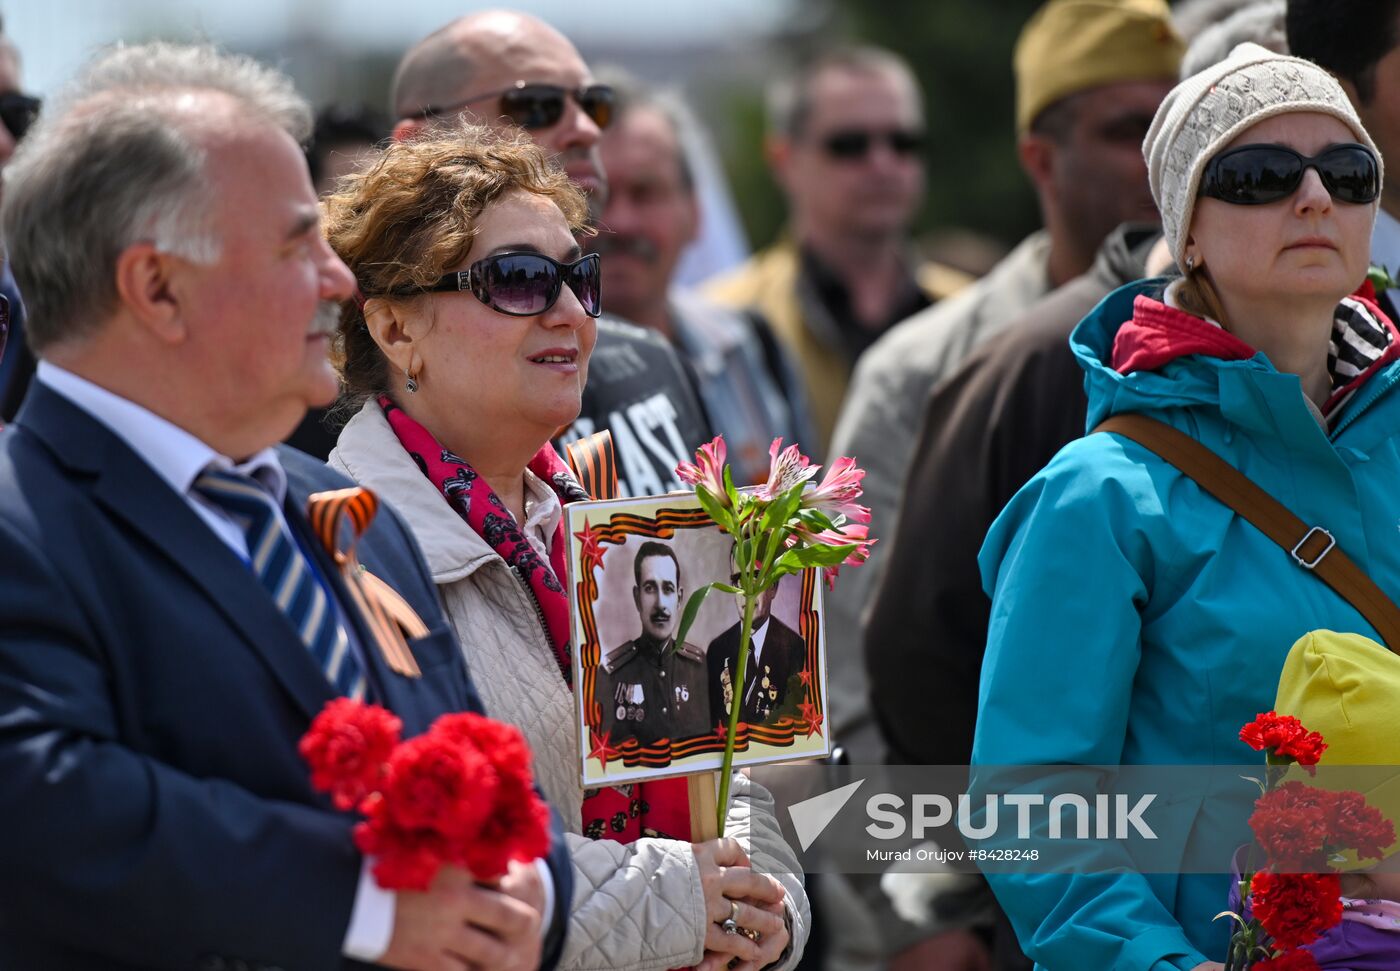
[598,633,711,747]
[707,615,807,727]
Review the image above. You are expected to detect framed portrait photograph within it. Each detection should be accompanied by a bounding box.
[566,492,831,787]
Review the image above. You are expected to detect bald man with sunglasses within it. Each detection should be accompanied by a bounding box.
[389,10,715,500]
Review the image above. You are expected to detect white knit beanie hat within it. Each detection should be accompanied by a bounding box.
[1143,42,1381,270]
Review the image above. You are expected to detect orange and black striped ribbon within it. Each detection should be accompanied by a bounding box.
[307,487,426,678]
[565,431,619,501]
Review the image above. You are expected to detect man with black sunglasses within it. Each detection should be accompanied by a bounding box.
[389,11,715,499]
[391,11,609,221]
[707,45,972,457]
[0,16,34,424]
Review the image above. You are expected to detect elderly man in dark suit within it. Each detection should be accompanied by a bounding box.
[0,42,568,971]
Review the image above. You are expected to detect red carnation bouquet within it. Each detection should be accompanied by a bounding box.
[299,698,552,890]
[1220,712,1395,970]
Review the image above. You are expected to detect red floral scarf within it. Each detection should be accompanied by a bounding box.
[379,395,585,680]
[377,397,691,849]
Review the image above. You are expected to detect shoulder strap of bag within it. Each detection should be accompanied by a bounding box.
[1094,413,1400,651]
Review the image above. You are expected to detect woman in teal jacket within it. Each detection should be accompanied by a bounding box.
[972,44,1400,971]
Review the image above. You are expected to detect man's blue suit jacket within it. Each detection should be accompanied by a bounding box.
[0,383,571,970]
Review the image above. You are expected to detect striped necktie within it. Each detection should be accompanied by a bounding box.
[194,468,366,700]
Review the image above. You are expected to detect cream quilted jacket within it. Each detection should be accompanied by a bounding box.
[329,402,809,971]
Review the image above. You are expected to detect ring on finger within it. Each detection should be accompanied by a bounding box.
[739,927,761,942]
[720,900,739,935]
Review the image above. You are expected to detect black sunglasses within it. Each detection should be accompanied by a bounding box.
[1200,142,1381,206]
[410,251,601,318]
[820,128,924,160]
[0,91,39,142]
[419,82,614,132]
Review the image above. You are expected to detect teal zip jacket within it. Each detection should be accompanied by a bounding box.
[971,278,1400,970]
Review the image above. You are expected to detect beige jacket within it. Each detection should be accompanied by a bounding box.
[329,401,809,971]
[705,237,972,454]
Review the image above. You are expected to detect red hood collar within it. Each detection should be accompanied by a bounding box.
[1111,295,1255,374]
[1111,290,1400,417]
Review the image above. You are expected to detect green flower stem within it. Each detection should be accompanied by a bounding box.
[716,588,756,837]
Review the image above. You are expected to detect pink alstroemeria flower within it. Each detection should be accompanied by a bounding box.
[757,438,818,500]
[676,435,729,504]
[801,455,871,524]
[790,521,874,588]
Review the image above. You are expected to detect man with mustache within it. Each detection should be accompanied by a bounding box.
[597,540,710,748]
[587,76,814,485]
[391,11,714,498]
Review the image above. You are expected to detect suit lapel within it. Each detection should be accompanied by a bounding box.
[18,385,334,721]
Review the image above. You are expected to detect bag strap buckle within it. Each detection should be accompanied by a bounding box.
[1291,526,1336,570]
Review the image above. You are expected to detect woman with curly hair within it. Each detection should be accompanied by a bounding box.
[321,124,808,971]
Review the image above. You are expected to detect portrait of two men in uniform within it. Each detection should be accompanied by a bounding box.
[567,495,829,786]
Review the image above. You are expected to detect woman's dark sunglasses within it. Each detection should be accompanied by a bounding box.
[1200,143,1380,206]
[420,82,614,132]
[0,91,40,141]
[413,252,601,318]
[821,128,924,160]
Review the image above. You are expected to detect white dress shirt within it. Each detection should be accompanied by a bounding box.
[743,617,771,706]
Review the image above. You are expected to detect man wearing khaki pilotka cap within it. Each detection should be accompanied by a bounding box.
[822,3,1183,970]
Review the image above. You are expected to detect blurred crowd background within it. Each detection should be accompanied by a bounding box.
[6,0,1061,278]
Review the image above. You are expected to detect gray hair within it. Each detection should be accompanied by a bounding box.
[766,45,920,140]
[1179,0,1287,78]
[1,41,312,352]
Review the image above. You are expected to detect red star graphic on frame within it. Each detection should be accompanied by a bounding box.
[588,728,619,768]
[573,520,607,573]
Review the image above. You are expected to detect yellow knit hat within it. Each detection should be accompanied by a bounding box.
[1274,630,1400,868]
[1014,0,1183,133]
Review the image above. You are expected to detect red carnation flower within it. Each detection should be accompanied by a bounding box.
[458,772,553,880]
[299,699,402,811]
[1251,871,1342,950]
[428,713,551,880]
[1240,712,1327,773]
[300,704,551,891]
[354,797,452,891]
[1323,789,1396,863]
[1253,949,1321,971]
[381,731,499,841]
[432,713,535,789]
[1251,782,1331,871]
